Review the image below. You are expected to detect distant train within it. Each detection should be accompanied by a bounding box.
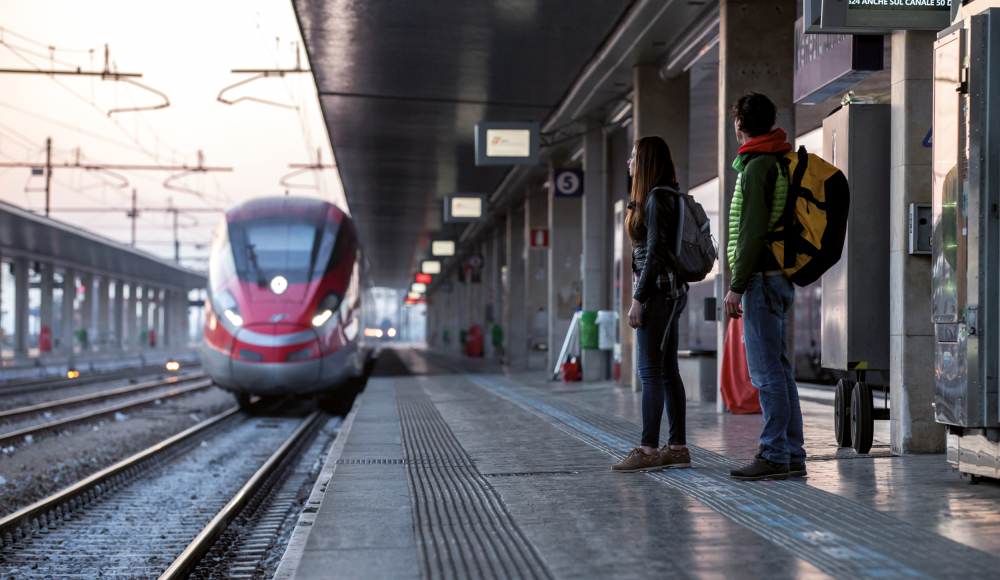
[201,197,370,407]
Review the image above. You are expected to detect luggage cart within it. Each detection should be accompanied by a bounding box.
[821,103,891,454]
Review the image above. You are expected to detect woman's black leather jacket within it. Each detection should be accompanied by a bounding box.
[631,186,681,304]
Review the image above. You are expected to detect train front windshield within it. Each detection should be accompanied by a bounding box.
[229,218,341,285]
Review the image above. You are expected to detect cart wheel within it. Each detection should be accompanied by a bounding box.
[851,382,874,454]
[834,379,854,448]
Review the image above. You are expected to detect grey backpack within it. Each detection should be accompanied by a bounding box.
[655,187,718,283]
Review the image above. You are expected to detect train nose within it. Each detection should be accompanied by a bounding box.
[229,324,322,395]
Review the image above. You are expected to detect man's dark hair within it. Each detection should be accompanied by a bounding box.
[732,93,777,137]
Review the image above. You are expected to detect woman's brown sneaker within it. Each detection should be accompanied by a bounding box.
[657,446,693,469]
[611,448,662,472]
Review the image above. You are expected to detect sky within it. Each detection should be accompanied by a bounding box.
[0,0,346,272]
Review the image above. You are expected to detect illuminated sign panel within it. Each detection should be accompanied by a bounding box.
[431,240,456,256]
[411,282,427,294]
[408,291,422,300]
[486,130,531,157]
[444,194,486,222]
[415,273,432,284]
[475,122,540,166]
[421,260,442,274]
[818,0,950,32]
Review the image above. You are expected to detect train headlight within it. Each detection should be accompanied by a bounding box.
[224,310,243,326]
[270,276,288,295]
[312,310,333,327]
[312,292,341,327]
[388,328,396,337]
[214,290,243,327]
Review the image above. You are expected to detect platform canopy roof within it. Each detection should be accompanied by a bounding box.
[0,201,207,291]
[293,0,715,288]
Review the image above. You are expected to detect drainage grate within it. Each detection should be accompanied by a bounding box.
[483,471,580,478]
[395,378,553,580]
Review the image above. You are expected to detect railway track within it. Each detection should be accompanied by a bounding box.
[0,376,216,447]
[0,406,335,579]
[0,363,203,399]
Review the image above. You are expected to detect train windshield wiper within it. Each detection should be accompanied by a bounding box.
[245,243,267,289]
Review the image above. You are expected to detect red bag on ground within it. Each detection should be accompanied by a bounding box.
[720,317,761,414]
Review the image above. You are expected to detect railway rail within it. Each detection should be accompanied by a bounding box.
[0,362,203,398]
[0,406,332,579]
[0,377,216,447]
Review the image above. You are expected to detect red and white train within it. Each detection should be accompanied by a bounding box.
[201,196,370,407]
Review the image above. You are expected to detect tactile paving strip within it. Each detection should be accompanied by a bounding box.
[395,377,553,580]
[461,372,1000,580]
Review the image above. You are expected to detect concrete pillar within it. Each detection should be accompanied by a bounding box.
[132,286,149,349]
[717,0,795,411]
[889,31,942,454]
[163,290,173,348]
[80,273,93,350]
[634,66,690,191]
[525,191,550,370]
[156,289,165,347]
[113,281,124,349]
[630,67,692,390]
[505,203,528,369]
[39,263,53,353]
[126,284,136,350]
[142,287,152,348]
[61,269,75,352]
[97,278,110,349]
[582,123,609,381]
[13,257,29,357]
[491,222,506,360]
[548,164,583,371]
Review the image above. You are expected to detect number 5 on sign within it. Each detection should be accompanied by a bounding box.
[552,168,583,198]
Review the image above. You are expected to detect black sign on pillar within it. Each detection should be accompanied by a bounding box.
[552,168,583,198]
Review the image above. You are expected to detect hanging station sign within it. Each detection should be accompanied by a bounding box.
[443,193,487,223]
[421,260,442,274]
[474,122,540,166]
[415,273,432,284]
[810,0,951,33]
[431,240,456,257]
[793,17,883,104]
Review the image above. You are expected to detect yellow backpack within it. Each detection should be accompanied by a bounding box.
[767,147,850,286]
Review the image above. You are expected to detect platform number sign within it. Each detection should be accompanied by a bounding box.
[553,168,583,198]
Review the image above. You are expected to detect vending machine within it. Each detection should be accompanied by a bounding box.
[932,9,1000,477]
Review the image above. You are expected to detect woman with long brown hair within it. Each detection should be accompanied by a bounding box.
[611,135,691,473]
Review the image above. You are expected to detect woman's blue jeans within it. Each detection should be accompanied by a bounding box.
[741,273,805,464]
[637,292,687,448]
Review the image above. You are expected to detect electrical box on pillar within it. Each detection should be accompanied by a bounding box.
[932,8,1000,478]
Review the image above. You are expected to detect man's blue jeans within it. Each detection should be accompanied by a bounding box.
[740,273,804,464]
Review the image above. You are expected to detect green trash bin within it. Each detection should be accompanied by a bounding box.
[458,329,467,346]
[579,310,599,350]
[442,330,450,344]
[491,324,503,347]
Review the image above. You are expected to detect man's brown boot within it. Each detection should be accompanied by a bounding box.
[657,446,692,469]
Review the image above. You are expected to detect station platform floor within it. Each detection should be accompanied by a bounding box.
[283,347,1000,580]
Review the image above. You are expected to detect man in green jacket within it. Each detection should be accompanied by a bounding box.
[723,93,806,481]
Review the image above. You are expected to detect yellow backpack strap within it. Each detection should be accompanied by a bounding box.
[767,146,810,268]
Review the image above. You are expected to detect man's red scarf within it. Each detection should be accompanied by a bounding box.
[738,128,793,155]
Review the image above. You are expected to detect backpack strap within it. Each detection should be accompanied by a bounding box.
[766,146,809,268]
[675,191,685,257]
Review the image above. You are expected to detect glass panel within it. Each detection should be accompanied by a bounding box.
[933,35,963,323]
